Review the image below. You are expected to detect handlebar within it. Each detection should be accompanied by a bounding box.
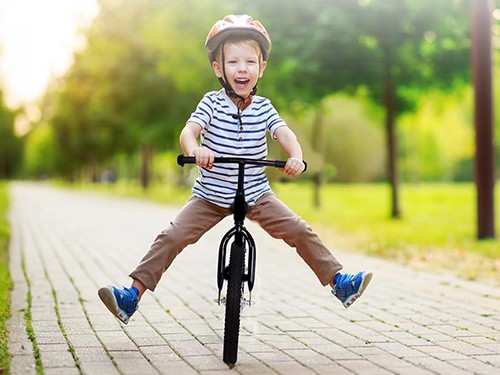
[177,155,307,172]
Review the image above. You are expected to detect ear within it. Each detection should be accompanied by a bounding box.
[259,60,267,78]
[212,61,223,78]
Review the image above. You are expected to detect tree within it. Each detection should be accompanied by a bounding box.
[355,0,471,218]
[22,121,56,178]
[46,0,228,186]
[472,0,495,239]
[249,0,471,217]
[0,90,22,179]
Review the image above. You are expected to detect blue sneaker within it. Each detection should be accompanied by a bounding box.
[98,286,139,324]
[332,271,372,308]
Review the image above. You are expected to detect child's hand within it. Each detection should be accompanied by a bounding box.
[192,147,215,169]
[283,157,305,177]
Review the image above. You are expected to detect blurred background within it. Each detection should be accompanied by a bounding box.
[0,0,485,184]
[0,0,498,280]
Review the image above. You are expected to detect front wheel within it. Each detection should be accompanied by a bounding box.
[223,242,245,366]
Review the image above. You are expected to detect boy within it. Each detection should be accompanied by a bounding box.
[98,14,372,325]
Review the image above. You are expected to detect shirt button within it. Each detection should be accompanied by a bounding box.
[238,137,243,141]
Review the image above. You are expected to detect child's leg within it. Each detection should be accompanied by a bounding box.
[129,196,230,292]
[248,192,372,308]
[247,192,343,286]
[99,196,230,324]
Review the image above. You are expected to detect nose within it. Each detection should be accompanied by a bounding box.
[237,62,248,72]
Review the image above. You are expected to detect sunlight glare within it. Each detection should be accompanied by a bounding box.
[0,0,99,108]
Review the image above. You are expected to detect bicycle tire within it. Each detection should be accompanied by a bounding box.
[223,241,245,366]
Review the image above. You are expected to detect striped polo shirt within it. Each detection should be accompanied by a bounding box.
[187,89,287,208]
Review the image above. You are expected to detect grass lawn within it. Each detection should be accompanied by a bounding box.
[0,182,12,374]
[69,180,500,283]
[275,182,500,283]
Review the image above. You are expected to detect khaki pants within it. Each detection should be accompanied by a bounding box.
[129,192,343,291]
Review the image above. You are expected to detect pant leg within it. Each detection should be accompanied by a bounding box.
[247,192,343,286]
[129,196,230,291]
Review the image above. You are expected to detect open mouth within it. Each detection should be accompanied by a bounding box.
[234,78,250,90]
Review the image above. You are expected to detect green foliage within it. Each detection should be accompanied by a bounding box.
[23,122,56,178]
[283,94,386,182]
[0,182,12,374]
[42,0,233,180]
[250,0,471,111]
[19,0,496,185]
[0,91,22,179]
[322,96,385,182]
[400,88,474,182]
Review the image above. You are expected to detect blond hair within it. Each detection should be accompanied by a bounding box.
[213,36,263,64]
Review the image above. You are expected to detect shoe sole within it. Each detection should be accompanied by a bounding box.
[98,286,130,324]
[342,271,373,308]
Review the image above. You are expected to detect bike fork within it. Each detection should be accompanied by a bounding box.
[217,228,256,305]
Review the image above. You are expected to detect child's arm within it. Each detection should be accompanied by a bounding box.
[179,122,214,168]
[274,126,306,177]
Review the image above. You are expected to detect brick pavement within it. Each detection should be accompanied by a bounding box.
[6,182,500,375]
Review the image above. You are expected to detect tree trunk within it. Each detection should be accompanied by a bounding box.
[140,143,151,190]
[86,152,98,183]
[0,158,5,180]
[472,0,495,239]
[312,102,325,208]
[384,71,401,219]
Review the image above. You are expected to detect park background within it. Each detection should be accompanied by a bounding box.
[1,0,500,297]
[1,0,500,372]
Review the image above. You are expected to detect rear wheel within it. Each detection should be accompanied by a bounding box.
[223,241,245,366]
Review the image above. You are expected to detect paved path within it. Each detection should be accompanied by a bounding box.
[7,182,500,375]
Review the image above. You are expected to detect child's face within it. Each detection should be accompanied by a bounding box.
[212,41,267,100]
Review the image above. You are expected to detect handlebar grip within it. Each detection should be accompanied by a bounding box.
[271,160,307,173]
[177,155,196,166]
[275,161,287,169]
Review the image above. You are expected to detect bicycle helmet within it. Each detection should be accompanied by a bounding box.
[205,14,272,103]
[205,14,272,63]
